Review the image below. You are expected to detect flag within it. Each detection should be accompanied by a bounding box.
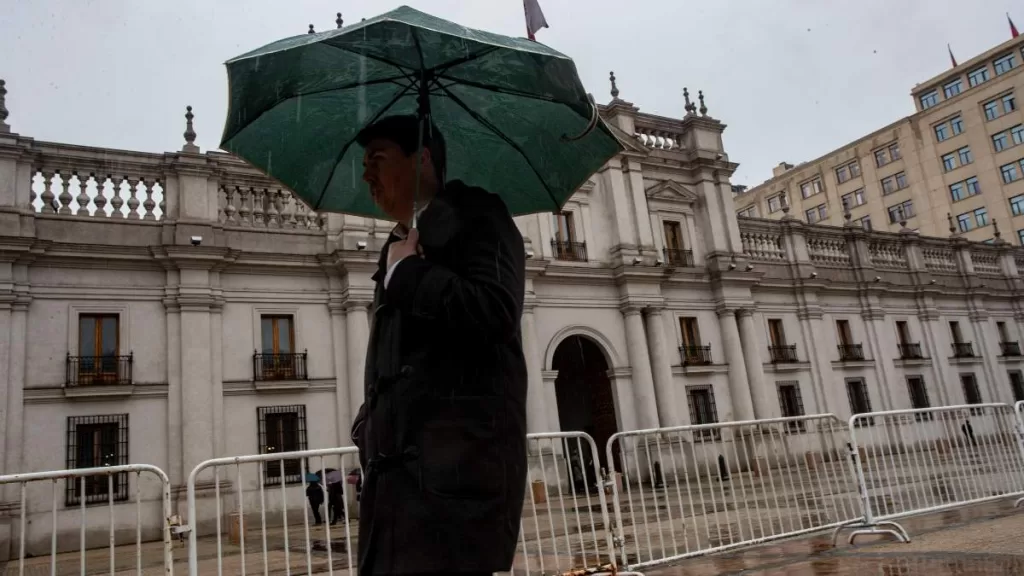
[1010,13,1020,38]
[948,44,957,68]
[524,0,548,41]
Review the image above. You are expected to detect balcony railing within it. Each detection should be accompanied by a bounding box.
[254,351,308,381]
[680,345,713,366]
[898,343,923,359]
[66,354,133,387]
[663,248,694,267]
[768,344,799,363]
[951,342,975,358]
[837,344,865,361]
[551,240,588,262]
[1001,341,1022,357]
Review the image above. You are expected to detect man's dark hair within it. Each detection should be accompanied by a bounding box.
[356,115,446,184]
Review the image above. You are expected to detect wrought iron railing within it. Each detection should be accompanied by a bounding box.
[1000,341,1022,357]
[680,345,713,366]
[951,342,975,358]
[663,248,694,267]
[898,342,923,359]
[551,240,588,262]
[837,344,865,361]
[768,344,798,363]
[253,351,308,381]
[65,354,133,387]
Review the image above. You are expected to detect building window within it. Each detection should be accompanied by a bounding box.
[257,405,308,484]
[1010,371,1024,402]
[906,376,933,421]
[974,207,989,227]
[858,216,872,230]
[686,386,720,440]
[875,142,901,166]
[1019,229,1024,245]
[1010,194,1024,216]
[841,189,866,208]
[951,115,964,135]
[957,146,973,166]
[767,195,782,213]
[552,211,575,243]
[935,123,950,142]
[957,212,973,232]
[943,78,964,98]
[663,220,685,253]
[995,53,1017,75]
[950,177,981,202]
[919,89,939,110]
[800,178,823,199]
[835,165,849,184]
[1013,125,1024,145]
[984,93,1016,121]
[994,132,1009,152]
[887,200,914,223]
[66,414,129,506]
[805,204,827,224]
[846,379,874,426]
[961,374,983,407]
[968,66,990,87]
[942,152,956,172]
[849,161,861,177]
[737,205,757,218]
[1002,162,1021,184]
[776,382,806,433]
[768,318,786,347]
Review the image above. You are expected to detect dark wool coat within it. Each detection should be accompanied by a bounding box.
[351,180,528,575]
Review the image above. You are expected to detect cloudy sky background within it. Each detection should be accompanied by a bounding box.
[2,0,1022,186]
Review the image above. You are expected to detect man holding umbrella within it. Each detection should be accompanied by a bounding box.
[217,7,621,575]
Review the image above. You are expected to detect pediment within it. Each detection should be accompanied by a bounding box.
[646,180,698,202]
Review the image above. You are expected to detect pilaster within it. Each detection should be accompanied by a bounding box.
[622,306,659,430]
[716,306,754,422]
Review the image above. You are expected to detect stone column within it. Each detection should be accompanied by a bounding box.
[541,370,561,431]
[643,306,680,427]
[796,310,840,415]
[863,312,901,410]
[737,309,773,419]
[329,303,351,446]
[522,306,551,433]
[920,311,954,406]
[1,294,26,506]
[346,302,370,423]
[718,308,754,421]
[178,286,215,478]
[622,307,660,429]
[164,274,184,488]
[970,313,1003,403]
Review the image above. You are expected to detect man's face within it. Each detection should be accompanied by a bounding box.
[362,138,420,223]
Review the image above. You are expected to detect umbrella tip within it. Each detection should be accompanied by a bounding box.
[308,23,316,34]
[336,12,344,28]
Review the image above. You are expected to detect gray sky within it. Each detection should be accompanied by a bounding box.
[2,0,1022,186]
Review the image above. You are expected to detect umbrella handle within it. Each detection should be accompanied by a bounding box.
[561,93,599,142]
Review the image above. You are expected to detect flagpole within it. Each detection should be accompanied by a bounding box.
[524,0,535,41]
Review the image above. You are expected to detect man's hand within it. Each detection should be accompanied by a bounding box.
[387,227,422,270]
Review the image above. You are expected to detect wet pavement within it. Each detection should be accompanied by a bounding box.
[645,499,1024,575]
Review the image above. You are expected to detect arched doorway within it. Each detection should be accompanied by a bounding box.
[553,335,618,489]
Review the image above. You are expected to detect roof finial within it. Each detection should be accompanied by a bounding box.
[842,198,854,226]
[0,79,8,133]
[947,212,957,236]
[683,88,696,115]
[780,192,791,215]
[183,105,199,153]
[698,90,708,116]
[336,12,344,28]
[993,218,1007,245]
[609,71,619,100]
[308,24,316,34]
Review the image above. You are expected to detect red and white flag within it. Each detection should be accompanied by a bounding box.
[1010,13,1020,38]
[524,0,549,41]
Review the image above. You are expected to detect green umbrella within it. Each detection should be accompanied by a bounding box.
[220,5,622,221]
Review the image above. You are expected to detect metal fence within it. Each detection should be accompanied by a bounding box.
[604,414,859,570]
[185,446,361,576]
[837,403,1024,544]
[0,464,173,575]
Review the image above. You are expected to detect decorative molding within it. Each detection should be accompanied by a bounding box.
[24,384,169,404]
[67,302,131,358]
[543,325,622,370]
[645,179,699,202]
[672,363,729,376]
[761,362,812,373]
[222,378,336,396]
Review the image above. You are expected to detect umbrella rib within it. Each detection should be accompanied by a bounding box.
[434,74,593,123]
[311,82,417,211]
[221,75,414,144]
[430,46,500,77]
[437,83,562,212]
[319,41,419,79]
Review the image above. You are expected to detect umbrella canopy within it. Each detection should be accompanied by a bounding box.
[221,5,622,219]
[304,472,321,483]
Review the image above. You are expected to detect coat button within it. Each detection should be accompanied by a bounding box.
[400,365,414,378]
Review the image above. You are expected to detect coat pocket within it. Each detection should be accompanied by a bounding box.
[418,397,505,500]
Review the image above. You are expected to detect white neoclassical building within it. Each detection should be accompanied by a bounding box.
[1,78,1024,555]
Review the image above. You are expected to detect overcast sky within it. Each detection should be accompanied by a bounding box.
[2,0,1023,186]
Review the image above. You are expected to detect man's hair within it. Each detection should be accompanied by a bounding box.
[355,115,446,183]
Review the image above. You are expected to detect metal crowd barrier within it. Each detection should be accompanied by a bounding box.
[604,414,859,570]
[835,403,1024,544]
[515,432,618,576]
[185,446,361,576]
[0,464,173,575]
